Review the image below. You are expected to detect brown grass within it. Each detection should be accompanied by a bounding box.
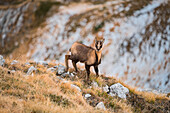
[0,59,169,113]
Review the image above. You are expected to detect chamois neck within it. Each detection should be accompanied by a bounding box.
[95,49,102,63]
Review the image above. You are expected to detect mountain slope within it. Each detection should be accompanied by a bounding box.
[0,58,169,113]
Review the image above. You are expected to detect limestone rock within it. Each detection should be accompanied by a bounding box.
[84,94,91,99]
[56,64,66,75]
[103,85,109,93]
[92,81,98,88]
[95,102,106,110]
[0,55,5,66]
[109,83,129,99]
[11,60,18,65]
[71,84,81,92]
[26,66,37,76]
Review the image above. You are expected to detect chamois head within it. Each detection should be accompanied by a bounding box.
[95,36,105,51]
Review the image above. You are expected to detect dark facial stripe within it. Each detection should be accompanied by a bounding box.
[95,41,103,51]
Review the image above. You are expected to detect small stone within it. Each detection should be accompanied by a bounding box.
[0,55,5,66]
[109,83,129,99]
[95,102,106,110]
[92,81,98,88]
[84,94,91,99]
[103,85,109,92]
[71,84,81,92]
[57,64,66,75]
[26,66,37,75]
[11,60,18,65]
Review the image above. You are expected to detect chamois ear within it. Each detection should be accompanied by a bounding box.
[95,37,98,42]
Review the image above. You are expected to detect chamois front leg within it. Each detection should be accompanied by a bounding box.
[94,65,99,78]
[72,60,78,72]
[85,64,90,81]
[65,55,70,72]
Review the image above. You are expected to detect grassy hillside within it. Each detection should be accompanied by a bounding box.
[0,59,169,113]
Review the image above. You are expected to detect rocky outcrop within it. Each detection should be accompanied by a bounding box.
[0,1,38,54]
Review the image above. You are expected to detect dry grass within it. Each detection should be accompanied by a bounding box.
[117,80,169,103]
[0,59,169,113]
[0,59,106,113]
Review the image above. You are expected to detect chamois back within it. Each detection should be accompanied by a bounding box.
[70,42,96,65]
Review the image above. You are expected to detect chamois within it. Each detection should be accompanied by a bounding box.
[65,36,105,80]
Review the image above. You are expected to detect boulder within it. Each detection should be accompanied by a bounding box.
[95,102,106,110]
[0,55,5,66]
[109,83,129,99]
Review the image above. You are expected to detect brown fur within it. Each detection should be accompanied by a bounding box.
[65,37,105,81]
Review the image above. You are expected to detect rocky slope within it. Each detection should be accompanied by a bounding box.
[0,57,169,113]
[27,0,169,92]
[0,0,169,93]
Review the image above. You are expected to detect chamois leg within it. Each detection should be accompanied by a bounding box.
[65,55,70,72]
[72,61,78,72]
[94,65,99,78]
[85,64,90,81]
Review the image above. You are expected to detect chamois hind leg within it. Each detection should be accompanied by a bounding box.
[94,65,99,78]
[65,55,71,72]
[72,60,78,72]
[85,64,90,81]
